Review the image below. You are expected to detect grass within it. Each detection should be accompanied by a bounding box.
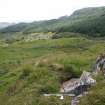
[79,73,105,105]
[0,36,105,105]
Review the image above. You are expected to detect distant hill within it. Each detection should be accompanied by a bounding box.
[0,22,14,29]
[0,23,28,33]
[1,6,105,37]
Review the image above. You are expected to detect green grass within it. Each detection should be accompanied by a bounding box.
[0,36,105,105]
[79,73,105,105]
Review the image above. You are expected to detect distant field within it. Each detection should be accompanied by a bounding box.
[0,36,105,105]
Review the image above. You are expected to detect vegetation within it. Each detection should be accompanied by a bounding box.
[0,36,104,105]
[1,6,105,38]
[0,6,105,105]
[79,73,105,105]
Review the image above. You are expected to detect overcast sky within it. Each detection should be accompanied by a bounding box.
[0,0,105,22]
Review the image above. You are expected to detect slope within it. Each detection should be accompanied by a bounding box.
[1,6,105,37]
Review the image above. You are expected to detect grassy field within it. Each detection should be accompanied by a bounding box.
[0,36,105,105]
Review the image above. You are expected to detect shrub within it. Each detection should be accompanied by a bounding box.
[64,64,82,77]
[59,64,82,83]
[0,68,8,76]
[38,84,58,94]
[19,65,33,79]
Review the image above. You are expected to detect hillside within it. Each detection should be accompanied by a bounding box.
[1,6,105,38]
[0,6,105,105]
[0,22,14,29]
[0,36,105,105]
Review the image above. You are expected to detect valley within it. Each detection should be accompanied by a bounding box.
[0,6,105,105]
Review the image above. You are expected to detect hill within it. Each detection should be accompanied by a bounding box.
[0,36,105,105]
[0,22,14,29]
[0,6,105,105]
[1,6,105,38]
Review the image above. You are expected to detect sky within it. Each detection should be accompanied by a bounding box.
[0,0,105,23]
